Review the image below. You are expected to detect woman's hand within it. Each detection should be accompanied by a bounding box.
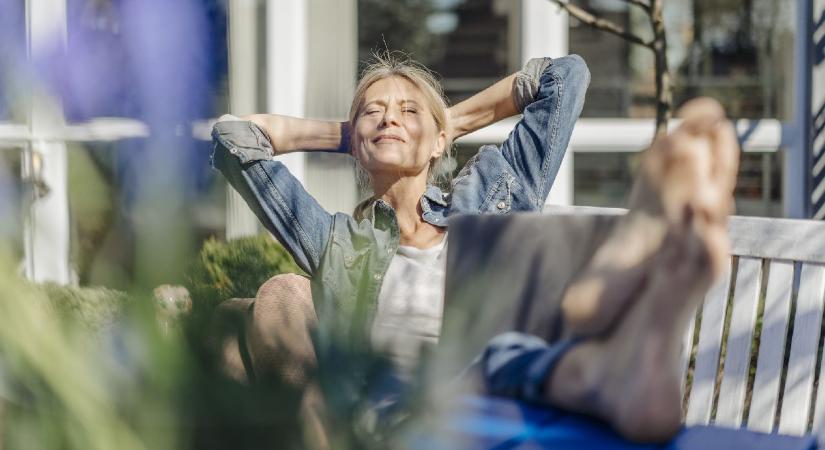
[242,114,283,152]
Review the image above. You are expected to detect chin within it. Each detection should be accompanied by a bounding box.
[360,149,408,169]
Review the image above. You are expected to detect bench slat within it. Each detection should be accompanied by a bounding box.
[681,315,697,395]
[686,266,733,425]
[813,295,825,440]
[545,206,825,265]
[727,218,825,264]
[544,206,825,435]
[778,263,825,435]
[749,260,794,433]
[716,257,763,427]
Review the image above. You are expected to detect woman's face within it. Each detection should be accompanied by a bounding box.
[352,76,445,180]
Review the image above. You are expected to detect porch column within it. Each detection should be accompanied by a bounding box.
[266,0,307,184]
[304,0,358,214]
[226,0,261,239]
[522,0,573,206]
[25,0,71,283]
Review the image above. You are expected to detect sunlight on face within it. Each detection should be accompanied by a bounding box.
[353,76,445,180]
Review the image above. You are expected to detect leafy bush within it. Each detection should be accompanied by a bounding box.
[38,283,131,333]
[185,235,303,311]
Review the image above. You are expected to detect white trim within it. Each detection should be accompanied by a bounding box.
[0,123,29,147]
[26,0,71,284]
[3,117,785,154]
[266,0,306,185]
[458,118,783,153]
[61,118,149,141]
[0,119,149,143]
[521,0,571,205]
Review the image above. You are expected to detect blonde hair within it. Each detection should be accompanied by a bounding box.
[349,52,453,192]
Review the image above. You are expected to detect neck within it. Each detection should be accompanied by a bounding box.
[371,171,429,234]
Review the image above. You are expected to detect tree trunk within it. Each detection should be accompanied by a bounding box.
[650,0,671,137]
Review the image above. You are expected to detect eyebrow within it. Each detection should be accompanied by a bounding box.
[363,99,421,108]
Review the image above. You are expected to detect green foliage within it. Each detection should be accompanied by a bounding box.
[37,283,130,333]
[185,235,303,311]
[0,247,306,450]
[0,252,149,450]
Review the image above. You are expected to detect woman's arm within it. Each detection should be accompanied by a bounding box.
[243,114,350,156]
[447,73,520,142]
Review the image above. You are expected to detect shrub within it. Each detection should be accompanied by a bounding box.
[185,235,303,311]
[38,283,131,333]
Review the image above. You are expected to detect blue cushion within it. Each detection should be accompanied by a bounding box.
[406,395,818,450]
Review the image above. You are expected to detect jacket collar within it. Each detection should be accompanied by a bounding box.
[353,185,449,223]
[422,184,449,207]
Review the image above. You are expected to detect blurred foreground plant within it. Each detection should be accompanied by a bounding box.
[0,244,306,450]
[38,283,130,333]
[0,248,151,450]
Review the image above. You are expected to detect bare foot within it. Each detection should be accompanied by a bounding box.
[560,98,739,337]
[543,98,739,442]
[548,227,723,442]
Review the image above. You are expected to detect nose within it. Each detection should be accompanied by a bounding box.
[379,107,401,128]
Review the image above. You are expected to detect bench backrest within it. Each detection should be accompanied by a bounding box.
[547,206,825,438]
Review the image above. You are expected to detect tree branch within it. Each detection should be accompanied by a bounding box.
[549,0,654,49]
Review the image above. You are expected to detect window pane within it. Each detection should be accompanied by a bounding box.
[570,0,795,120]
[573,151,783,216]
[358,0,517,104]
[0,147,24,259]
[0,1,26,122]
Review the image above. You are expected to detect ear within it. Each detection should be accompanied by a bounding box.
[431,129,447,160]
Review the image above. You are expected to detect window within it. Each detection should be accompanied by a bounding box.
[569,0,795,120]
[573,151,783,217]
[358,0,517,104]
[0,1,26,122]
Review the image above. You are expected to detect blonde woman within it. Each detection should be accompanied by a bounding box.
[211,52,739,444]
[212,53,588,374]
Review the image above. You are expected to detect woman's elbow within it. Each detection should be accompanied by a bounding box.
[553,54,591,89]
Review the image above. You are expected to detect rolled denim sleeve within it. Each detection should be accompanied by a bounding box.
[501,55,590,209]
[211,116,332,275]
[469,332,579,404]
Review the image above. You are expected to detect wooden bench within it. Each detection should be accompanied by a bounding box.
[548,205,825,443]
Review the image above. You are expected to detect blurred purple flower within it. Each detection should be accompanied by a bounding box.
[34,0,214,124]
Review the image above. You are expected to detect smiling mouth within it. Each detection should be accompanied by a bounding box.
[373,135,405,143]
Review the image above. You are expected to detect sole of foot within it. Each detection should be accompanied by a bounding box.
[560,97,739,337]
[546,98,739,443]
[551,227,721,442]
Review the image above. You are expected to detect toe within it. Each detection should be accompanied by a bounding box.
[710,120,741,195]
[677,97,726,125]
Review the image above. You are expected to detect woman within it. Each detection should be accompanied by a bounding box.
[211,53,589,378]
[212,52,741,444]
[210,52,587,445]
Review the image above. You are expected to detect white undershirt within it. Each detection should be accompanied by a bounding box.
[371,234,448,376]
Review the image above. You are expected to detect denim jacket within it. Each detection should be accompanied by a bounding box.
[210,55,590,356]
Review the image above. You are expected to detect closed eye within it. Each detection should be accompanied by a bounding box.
[402,108,418,114]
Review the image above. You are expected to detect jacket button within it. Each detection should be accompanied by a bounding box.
[497,201,507,210]
[373,273,382,281]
